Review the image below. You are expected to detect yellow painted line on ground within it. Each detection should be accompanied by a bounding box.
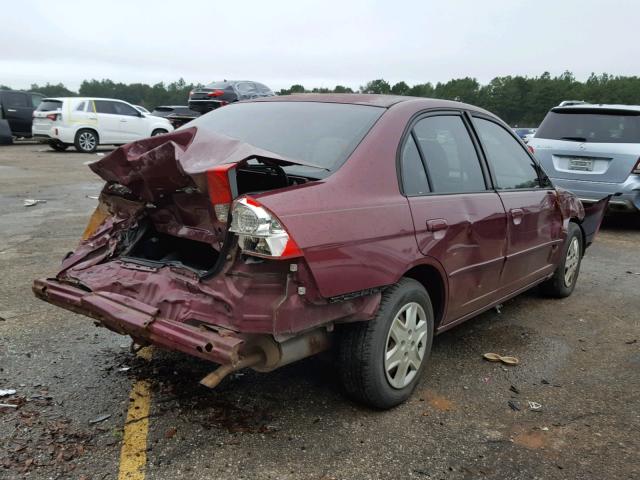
[118,346,153,480]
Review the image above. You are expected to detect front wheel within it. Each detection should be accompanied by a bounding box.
[337,278,434,409]
[74,129,98,153]
[540,222,583,298]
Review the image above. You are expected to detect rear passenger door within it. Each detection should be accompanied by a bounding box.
[1,92,32,135]
[94,100,124,143]
[471,116,563,295]
[402,113,508,323]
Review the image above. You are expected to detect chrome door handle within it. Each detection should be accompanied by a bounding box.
[510,208,524,225]
[120,119,127,122]
[7,109,16,112]
[426,218,448,232]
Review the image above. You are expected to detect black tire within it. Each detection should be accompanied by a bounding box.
[151,129,168,136]
[48,140,68,152]
[540,222,583,298]
[74,129,98,153]
[337,278,434,409]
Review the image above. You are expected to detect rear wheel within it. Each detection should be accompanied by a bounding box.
[540,222,583,298]
[74,129,98,153]
[337,278,434,409]
[151,129,168,136]
[48,140,68,152]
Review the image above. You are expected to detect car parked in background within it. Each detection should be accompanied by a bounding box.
[513,127,537,143]
[32,97,174,153]
[34,95,609,409]
[529,104,640,212]
[150,105,200,128]
[188,81,274,113]
[0,89,45,143]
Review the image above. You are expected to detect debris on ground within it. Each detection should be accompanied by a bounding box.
[509,385,520,395]
[23,199,46,207]
[0,389,16,396]
[528,401,543,412]
[88,413,111,424]
[483,353,520,365]
[508,400,521,411]
[625,339,637,344]
[0,403,18,409]
[626,271,640,275]
[165,427,177,439]
[86,195,99,200]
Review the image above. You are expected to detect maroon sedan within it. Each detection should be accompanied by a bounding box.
[33,95,608,408]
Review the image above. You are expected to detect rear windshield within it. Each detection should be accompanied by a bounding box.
[36,100,63,112]
[536,109,640,143]
[205,82,232,89]
[186,102,384,178]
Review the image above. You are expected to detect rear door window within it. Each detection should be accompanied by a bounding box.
[413,115,487,194]
[76,101,86,112]
[30,94,44,108]
[535,109,640,143]
[474,117,541,189]
[400,135,430,196]
[4,92,29,107]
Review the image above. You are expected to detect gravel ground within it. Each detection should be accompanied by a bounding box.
[1,143,638,480]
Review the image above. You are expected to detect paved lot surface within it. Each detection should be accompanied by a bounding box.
[1,143,639,480]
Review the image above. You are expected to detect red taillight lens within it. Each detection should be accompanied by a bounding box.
[207,89,225,98]
[206,164,235,222]
[229,196,303,259]
[632,157,640,175]
[46,113,58,121]
[527,145,535,155]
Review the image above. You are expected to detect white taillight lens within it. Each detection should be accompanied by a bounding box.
[229,197,302,259]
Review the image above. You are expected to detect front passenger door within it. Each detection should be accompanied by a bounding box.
[472,116,563,295]
[2,92,32,135]
[94,100,122,143]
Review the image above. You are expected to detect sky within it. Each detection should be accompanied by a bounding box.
[1,0,638,91]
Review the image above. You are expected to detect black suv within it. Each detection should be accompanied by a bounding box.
[188,81,274,114]
[150,105,200,128]
[0,90,45,144]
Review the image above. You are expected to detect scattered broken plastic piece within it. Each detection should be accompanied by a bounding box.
[89,413,111,424]
[494,303,503,314]
[96,152,105,156]
[23,199,46,207]
[0,403,18,409]
[0,389,16,397]
[508,400,520,411]
[528,401,543,412]
[509,385,520,394]
[118,367,131,372]
[483,353,520,365]
[541,426,549,431]
[626,271,640,275]
[86,195,99,200]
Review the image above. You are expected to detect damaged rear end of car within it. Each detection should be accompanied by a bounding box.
[33,125,381,387]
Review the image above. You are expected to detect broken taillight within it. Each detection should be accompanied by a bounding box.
[632,157,640,175]
[206,164,236,222]
[46,113,59,121]
[229,197,303,259]
[207,90,225,98]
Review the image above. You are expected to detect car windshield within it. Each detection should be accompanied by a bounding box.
[36,100,63,112]
[185,102,384,178]
[536,109,640,143]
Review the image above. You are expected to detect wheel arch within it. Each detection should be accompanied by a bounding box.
[402,262,448,329]
[569,217,586,255]
[75,127,100,144]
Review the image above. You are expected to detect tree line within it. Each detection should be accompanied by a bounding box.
[3,72,640,126]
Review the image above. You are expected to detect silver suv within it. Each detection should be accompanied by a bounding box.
[529,104,640,212]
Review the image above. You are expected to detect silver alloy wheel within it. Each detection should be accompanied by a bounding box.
[564,237,580,287]
[79,131,96,151]
[384,302,428,389]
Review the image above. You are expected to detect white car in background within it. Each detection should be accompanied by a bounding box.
[32,97,173,152]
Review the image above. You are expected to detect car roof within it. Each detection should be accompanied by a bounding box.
[553,103,640,113]
[41,97,133,102]
[250,93,492,113]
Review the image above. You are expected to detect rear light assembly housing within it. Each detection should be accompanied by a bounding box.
[206,164,236,222]
[207,90,225,98]
[632,157,640,175]
[229,197,302,259]
[46,113,59,121]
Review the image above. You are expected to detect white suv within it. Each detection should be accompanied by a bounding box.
[32,97,174,152]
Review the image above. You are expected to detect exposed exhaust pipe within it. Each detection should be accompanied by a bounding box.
[199,328,331,388]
